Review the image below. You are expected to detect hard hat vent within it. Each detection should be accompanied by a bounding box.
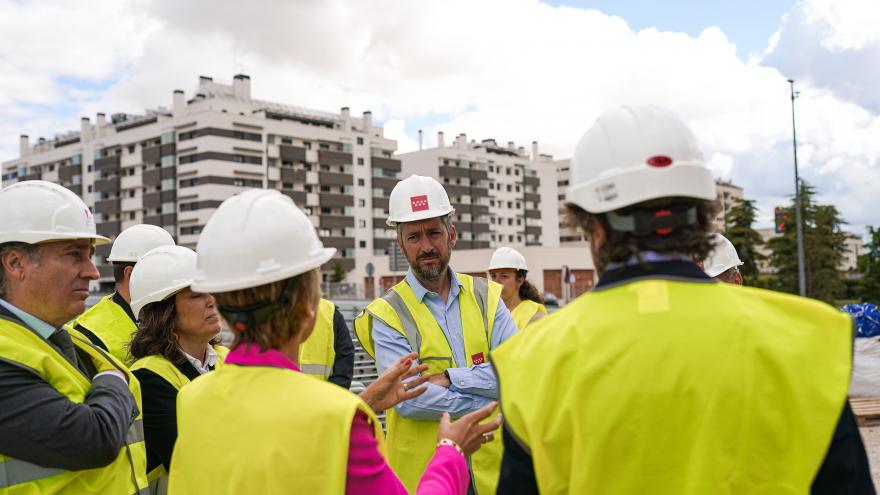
[646,155,673,168]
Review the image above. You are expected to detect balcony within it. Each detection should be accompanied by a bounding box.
[524,176,540,187]
[94,156,120,174]
[279,145,307,162]
[318,150,353,166]
[472,222,490,234]
[319,171,354,187]
[281,189,307,205]
[439,165,470,179]
[96,220,121,238]
[371,176,398,190]
[280,168,306,183]
[94,198,120,216]
[59,164,80,182]
[444,184,470,196]
[143,190,177,210]
[470,169,488,181]
[321,257,355,271]
[319,193,354,208]
[373,238,394,253]
[320,215,355,229]
[142,146,160,164]
[372,197,389,209]
[470,187,488,197]
[144,213,177,226]
[525,209,542,219]
[372,157,402,172]
[18,173,41,182]
[143,169,161,187]
[94,177,120,193]
[98,264,114,279]
[525,226,542,236]
[322,236,356,250]
[524,192,541,203]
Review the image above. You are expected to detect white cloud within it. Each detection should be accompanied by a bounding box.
[1,0,878,238]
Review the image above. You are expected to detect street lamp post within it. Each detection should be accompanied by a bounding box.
[788,79,806,297]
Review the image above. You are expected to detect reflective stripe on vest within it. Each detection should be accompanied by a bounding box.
[299,299,337,380]
[510,299,547,331]
[68,295,138,365]
[353,273,503,494]
[168,364,383,494]
[492,280,853,494]
[0,316,149,494]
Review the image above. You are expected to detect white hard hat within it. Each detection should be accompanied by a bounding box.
[130,245,197,317]
[0,180,110,245]
[703,233,744,278]
[488,247,529,271]
[566,105,716,214]
[192,189,336,293]
[107,224,175,263]
[386,175,455,227]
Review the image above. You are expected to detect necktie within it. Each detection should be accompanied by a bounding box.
[48,328,79,366]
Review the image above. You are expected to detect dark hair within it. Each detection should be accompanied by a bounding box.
[565,197,718,273]
[0,242,41,298]
[112,262,135,285]
[516,269,544,304]
[129,296,220,365]
[212,269,320,352]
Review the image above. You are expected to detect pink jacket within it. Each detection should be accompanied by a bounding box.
[226,344,469,495]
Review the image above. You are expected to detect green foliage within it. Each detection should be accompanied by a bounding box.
[768,181,849,304]
[858,226,880,304]
[723,198,766,281]
[330,260,347,283]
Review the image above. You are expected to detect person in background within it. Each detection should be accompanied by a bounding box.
[701,233,744,285]
[299,298,355,388]
[168,188,501,495]
[488,246,547,330]
[70,224,175,364]
[128,245,228,494]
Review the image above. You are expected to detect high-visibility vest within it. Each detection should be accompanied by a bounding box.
[491,279,853,494]
[69,294,138,365]
[129,345,229,494]
[299,299,336,380]
[167,363,384,495]
[354,273,503,495]
[510,299,547,331]
[0,316,149,494]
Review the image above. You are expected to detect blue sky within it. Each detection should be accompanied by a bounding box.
[545,0,794,59]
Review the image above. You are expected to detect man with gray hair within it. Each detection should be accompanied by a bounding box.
[0,180,149,493]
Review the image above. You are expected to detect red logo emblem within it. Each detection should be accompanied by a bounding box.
[471,352,485,365]
[410,195,429,212]
[646,155,673,168]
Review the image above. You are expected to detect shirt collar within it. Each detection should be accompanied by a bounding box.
[405,266,463,302]
[596,259,713,289]
[0,298,58,339]
[181,345,219,375]
[225,343,301,372]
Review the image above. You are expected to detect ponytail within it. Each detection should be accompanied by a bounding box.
[516,269,544,305]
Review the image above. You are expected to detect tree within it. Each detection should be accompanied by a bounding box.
[330,260,347,283]
[723,198,766,281]
[768,181,849,304]
[858,226,880,304]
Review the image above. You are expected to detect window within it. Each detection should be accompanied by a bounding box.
[515,186,521,193]
[515,169,520,176]
[357,157,364,165]
[359,240,367,248]
[319,143,330,150]
[357,137,364,145]
[516,219,522,226]
[233,179,245,187]
[267,135,275,144]
[128,145,135,154]
[358,220,366,228]
[506,184,512,192]
[129,212,135,220]
[505,168,511,175]
[358,199,366,207]
[129,190,135,198]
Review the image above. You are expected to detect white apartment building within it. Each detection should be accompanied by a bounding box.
[715,179,745,231]
[396,134,560,250]
[1,74,401,290]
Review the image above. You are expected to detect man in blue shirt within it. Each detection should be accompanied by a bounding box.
[355,174,516,494]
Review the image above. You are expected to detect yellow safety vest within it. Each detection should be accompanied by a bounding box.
[510,299,547,331]
[354,273,503,495]
[129,345,229,494]
[299,299,337,380]
[491,279,853,494]
[69,294,138,365]
[0,316,149,495]
[167,363,384,495]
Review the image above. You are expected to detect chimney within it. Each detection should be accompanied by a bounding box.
[341,107,351,131]
[197,75,213,94]
[80,117,90,141]
[173,89,185,113]
[532,141,538,161]
[38,137,46,150]
[233,74,251,99]
[437,131,445,148]
[455,133,467,149]
[362,111,372,133]
[507,141,515,151]
[418,130,423,150]
[19,135,29,157]
[96,112,107,131]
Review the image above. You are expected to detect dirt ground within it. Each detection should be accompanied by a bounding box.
[859,426,880,487]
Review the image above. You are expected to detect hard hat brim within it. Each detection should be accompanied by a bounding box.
[131,281,192,319]
[192,247,337,293]
[0,231,112,246]
[386,206,455,227]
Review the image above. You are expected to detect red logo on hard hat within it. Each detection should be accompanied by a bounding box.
[410,195,429,212]
[471,352,485,365]
[646,155,673,168]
